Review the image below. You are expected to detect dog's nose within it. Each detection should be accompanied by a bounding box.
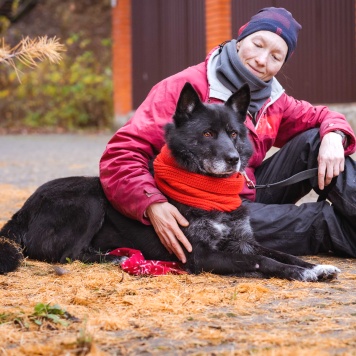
[225,154,239,166]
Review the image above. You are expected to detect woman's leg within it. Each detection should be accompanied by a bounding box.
[245,199,350,255]
[249,128,356,257]
[254,128,320,204]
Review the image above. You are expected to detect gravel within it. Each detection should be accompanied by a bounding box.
[0,134,113,189]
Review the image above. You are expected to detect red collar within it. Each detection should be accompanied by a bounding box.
[153,145,244,212]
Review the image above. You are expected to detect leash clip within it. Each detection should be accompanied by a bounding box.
[242,171,255,189]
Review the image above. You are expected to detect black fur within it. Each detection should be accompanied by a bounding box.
[0,83,340,281]
[0,238,23,274]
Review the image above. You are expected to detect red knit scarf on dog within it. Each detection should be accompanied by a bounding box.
[153,145,244,212]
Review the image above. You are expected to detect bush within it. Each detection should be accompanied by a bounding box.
[0,35,113,132]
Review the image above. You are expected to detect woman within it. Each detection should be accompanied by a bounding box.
[100,7,356,263]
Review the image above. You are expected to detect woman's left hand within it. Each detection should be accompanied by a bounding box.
[317,132,345,190]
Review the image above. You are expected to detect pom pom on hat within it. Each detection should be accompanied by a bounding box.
[237,7,302,62]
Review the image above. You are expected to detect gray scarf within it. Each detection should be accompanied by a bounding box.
[216,40,272,114]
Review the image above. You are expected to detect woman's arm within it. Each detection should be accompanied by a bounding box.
[275,94,356,154]
[276,94,356,189]
[99,77,199,262]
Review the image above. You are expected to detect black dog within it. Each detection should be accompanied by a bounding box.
[0,83,340,281]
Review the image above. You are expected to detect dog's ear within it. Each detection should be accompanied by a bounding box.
[173,82,201,126]
[225,83,251,118]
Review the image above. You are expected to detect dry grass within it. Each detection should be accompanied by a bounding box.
[0,185,355,355]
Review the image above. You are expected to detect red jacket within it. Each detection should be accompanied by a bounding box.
[100,52,356,225]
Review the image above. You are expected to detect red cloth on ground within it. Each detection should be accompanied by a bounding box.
[153,144,244,212]
[109,248,186,276]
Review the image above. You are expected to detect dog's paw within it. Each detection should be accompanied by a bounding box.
[299,268,319,282]
[312,264,341,281]
[300,264,340,282]
[284,266,318,282]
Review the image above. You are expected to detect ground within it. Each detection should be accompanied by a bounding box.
[0,257,355,355]
[0,135,355,355]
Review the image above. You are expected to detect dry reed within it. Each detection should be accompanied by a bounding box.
[0,36,65,81]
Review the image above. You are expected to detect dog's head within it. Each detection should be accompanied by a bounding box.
[165,82,253,177]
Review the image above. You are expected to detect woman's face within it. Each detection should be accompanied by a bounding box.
[236,31,288,81]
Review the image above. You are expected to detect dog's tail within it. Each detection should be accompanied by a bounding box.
[0,236,23,274]
[0,215,25,273]
[0,210,29,274]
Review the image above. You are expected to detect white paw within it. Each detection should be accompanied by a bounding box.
[300,269,318,282]
[300,265,341,282]
[312,264,341,280]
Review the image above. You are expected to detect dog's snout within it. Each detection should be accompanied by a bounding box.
[225,154,239,166]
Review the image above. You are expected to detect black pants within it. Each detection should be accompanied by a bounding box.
[105,128,356,258]
[248,128,356,257]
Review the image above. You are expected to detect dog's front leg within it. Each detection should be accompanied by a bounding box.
[255,245,340,281]
[185,243,261,275]
[255,245,315,268]
[186,244,338,281]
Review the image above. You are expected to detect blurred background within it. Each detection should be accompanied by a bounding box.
[0,0,112,133]
[0,0,355,133]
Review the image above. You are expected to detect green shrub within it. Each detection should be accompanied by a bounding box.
[0,35,113,131]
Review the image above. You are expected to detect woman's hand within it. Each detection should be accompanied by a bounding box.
[317,132,345,190]
[146,202,192,263]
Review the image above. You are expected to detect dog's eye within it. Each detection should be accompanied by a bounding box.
[231,131,238,138]
[203,130,213,138]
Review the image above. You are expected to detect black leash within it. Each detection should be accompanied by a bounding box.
[243,168,318,190]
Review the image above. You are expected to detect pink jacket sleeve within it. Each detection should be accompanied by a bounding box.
[100,61,208,224]
[274,94,356,155]
[100,79,187,224]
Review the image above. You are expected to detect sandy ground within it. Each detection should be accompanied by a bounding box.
[0,134,355,355]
